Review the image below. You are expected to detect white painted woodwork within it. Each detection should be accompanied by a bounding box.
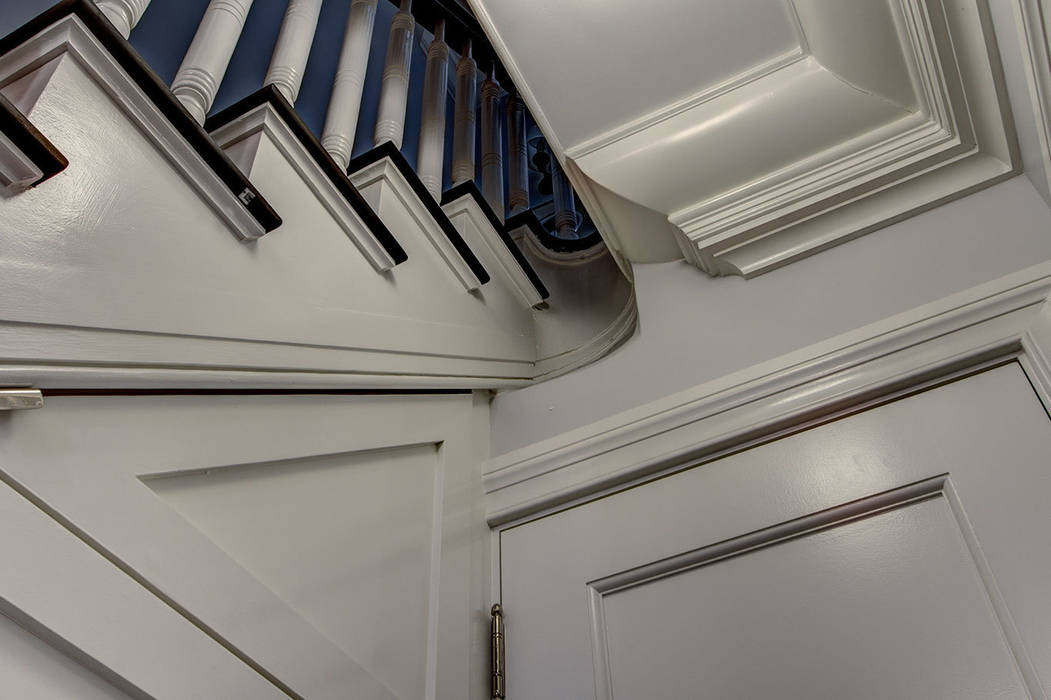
[990,0,1051,206]
[480,67,504,217]
[512,229,637,381]
[473,0,1019,277]
[417,20,449,200]
[171,0,255,124]
[486,257,1051,524]
[94,0,151,38]
[489,177,1051,455]
[443,192,542,308]
[212,102,398,271]
[506,94,529,214]
[0,16,265,240]
[373,0,415,148]
[0,613,132,700]
[0,392,492,699]
[350,155,486,292]
[0,128,43,196]
[264,0,322,104]
[499,363,1051,698]
[451,40,476,186]
[0,476,284,698]
[321,0,378,170]
[0,29,644,392]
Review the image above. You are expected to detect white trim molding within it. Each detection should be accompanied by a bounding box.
[210,102,399,272]
[443,193,544,308]
[0,128,43,195]
[350,156,484,292]
[0,14,267,240]
[473,0,1019,278]
[483,261,1051,525]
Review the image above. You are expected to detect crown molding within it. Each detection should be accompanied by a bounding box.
[662,0,1017,278]
[483,261,1051,525]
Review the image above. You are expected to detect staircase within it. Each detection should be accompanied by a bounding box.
[0,0,636,391]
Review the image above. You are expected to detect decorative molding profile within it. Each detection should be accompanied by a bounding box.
[0,0,281,239]
[531,291,637,381]
[349,142,490,290]
[483,261,1051,526]
[207,86,406,271]
[0,90,66,195]
[475,0,1018,278]
[442,181,550,306]
[665,0,1014,278]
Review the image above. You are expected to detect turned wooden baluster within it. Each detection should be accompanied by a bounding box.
[480,65,504,217]
[264,0,322,104]
[95,0,152,38]
[451,40,477,186]
[417,20,449,200]
[172,0,255,124]
[321,0,378,170]
[506,93,530,215]
[373,0,415,148]
[552,160,579,238]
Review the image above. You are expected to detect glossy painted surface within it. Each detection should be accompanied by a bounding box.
[500,363,1051,698]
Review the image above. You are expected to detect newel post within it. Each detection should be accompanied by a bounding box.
[172,0,255,124]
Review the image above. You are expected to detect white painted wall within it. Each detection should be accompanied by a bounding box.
[490,176,1051,455]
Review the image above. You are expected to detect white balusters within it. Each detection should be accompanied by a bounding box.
[265,0,322,104]
[451,40,477,186]
[172,0,255,124]
[480,66,504,217]
[552,161,579,238]
[321,0,378,170]
[95,0,152,38]
[417,20,449,200]
[373,0,415,148]
[506,94,529,215]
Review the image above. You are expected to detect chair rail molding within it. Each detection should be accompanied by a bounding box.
[483,261,1051,526]
[470,0,1019,277]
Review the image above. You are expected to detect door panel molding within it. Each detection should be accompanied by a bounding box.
[497,363,1051,698]
[585,475,1043,700]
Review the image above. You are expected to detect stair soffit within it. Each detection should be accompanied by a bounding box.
[471,0,1017,276]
